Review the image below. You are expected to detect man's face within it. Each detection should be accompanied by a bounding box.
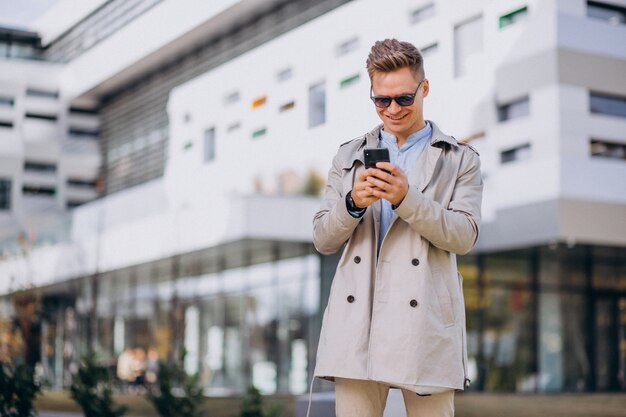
[370,66,429,141]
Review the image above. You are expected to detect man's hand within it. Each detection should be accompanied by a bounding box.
[365,162,409,206]
[351,168,382,208]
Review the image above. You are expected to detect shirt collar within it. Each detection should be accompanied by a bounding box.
[379,122,432,152]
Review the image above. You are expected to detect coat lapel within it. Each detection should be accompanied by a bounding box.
[409,144,442,192]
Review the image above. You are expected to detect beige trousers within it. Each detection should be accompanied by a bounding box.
[335,378,455,417]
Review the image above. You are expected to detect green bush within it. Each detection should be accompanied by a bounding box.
[237,385,282,417]
[0,360,41,417]
[70,354,128,417]
[146,360,204,417]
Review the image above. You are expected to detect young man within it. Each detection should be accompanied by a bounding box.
[312,39,483,417]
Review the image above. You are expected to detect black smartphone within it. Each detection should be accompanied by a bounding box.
[364,148,390,170]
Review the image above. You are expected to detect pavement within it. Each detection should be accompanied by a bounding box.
[36,391,626,417]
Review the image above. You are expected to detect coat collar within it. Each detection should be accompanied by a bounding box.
[342,121,457,169]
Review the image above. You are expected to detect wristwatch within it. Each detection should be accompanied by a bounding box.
[346,191,366,218]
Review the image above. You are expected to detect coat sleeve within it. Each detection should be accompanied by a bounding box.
[312,150,362,255]
[394,147,483,255]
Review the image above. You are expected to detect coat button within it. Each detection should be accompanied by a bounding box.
[347,295,355,303]
[411,258,420,266]
[354,256,361,264]
[410,299,418,308]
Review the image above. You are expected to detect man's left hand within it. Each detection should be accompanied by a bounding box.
[365,162,409,207]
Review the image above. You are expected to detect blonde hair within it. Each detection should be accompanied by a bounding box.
[366,39,424,80]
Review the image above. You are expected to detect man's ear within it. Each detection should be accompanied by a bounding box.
[422,79,430,98]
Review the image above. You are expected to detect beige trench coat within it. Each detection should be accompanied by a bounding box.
[312,121,483,395]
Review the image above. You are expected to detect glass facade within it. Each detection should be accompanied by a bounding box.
[1,243,625,393]
[461,244,626,393]
[43,0,164,63]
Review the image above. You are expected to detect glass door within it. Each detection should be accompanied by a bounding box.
[595,295,626,391]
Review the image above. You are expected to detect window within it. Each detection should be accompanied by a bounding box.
[227,122,241,133]
[251,96,267,109]
[454,16,483,77]
[339,73,360,89]
[25,88,58,99]
[23,185,55,196]
[69,107,98,115]
[587,1,626,25]
[499,6,528,28]
[421,42,438,56]
[67,200,86,209]
[498,96,530,122]
[279,101,295,112]
[252,127,267,139]
[0,179,11,210]
[24,161,57,174]
[590,92,626,117]
[0,97,14,107]
[25,113,57,121]
[276,67,293,82]
[501,143,531,163]
[410,3,435,24]
[591,139,626,160]
[224,91,240,105]
[67,178,97,188]
[69,128,98,138]
[308,81,326,128]
[336,37,359,56]
[204,128,215,162]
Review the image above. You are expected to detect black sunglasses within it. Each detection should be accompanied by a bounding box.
[370,79,424,108]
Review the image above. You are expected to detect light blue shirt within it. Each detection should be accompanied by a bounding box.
[378,122,432,250]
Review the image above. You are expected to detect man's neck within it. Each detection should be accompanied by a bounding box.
[386,121,428,148]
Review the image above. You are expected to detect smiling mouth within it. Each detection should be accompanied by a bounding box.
[387,114,407,121]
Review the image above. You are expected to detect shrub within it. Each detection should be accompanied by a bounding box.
[146,359,204,417]
[237,385,282,417]
[0,360,41,417]
[70,354,127,417]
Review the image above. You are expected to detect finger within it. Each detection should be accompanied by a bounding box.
[367,176,388,190]
[376,162,403,177]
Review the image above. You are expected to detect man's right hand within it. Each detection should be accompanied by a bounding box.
[351,168,382,208]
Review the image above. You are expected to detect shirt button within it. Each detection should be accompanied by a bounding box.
[354,256,361,264]
[347,295,355,303]
[410,299,418,308]
[411,258,420,266]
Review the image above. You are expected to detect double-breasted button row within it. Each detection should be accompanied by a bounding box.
[410,299,418,308]
[354,256,361,264]
[411,258,420,266]
[347,295,355,303]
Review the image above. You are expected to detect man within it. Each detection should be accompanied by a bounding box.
[312,39,483,417]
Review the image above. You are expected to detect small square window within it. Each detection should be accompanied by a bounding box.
[587,1,626,25]
[499,6,528,29]
[498,96,530,122]
[252,96,267,109]
[252,127,267,139]
[276,67,293,82]
[591,139,626,160]
[501,143,531,164]
[337,37,359,56]
[590,92,626,118]
[224,91,240,105]
[339,74,360,89]
[410,3,435,24]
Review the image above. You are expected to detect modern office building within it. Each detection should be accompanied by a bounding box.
[0,0,625,396]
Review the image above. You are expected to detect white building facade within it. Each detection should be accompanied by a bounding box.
[0,0,625,395]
